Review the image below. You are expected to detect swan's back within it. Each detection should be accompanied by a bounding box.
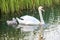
[20,15,40,24]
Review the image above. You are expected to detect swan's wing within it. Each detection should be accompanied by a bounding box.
[20,15,40,24]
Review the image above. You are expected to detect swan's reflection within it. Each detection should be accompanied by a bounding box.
[15,24,40,40]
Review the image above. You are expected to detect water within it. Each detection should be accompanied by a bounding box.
[0,6,60,40]
[44,23,60,40]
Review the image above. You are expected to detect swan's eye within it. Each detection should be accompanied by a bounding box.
[20,18,24,20]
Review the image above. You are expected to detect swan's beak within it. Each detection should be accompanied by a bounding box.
[41,8,45,12]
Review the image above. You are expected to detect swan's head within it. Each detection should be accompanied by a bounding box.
[38,6,44,12]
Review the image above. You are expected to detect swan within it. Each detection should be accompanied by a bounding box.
[16,6,45,25]
[6,18,17,25]
[16,6,45,31]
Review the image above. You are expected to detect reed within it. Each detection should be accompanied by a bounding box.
[0,0,60,20]
[0,0,60,13]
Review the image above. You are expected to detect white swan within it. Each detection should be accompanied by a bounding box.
[16,6,45,25]
[6,18,17,25]
[16,6,45,32]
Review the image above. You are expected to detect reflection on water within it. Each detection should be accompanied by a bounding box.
[0,21,60,40]
[44,23,60,40]
[14,24,40,40]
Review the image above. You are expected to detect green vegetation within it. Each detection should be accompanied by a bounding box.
[0,0,60,21]
[0,0,60,20]
[0,0,60,14]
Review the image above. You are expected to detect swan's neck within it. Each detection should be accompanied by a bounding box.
[39,10,45,24]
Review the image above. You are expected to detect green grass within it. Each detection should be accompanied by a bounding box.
[0,0,60,13]
[0,0,60,20]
